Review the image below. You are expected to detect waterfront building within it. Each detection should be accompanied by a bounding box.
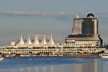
[16,35,25,47]
[25,35,32,46]
[10,41,16,46]
[33,35,40,47]
[41,35,48,46]
[48,34,55,46]
[10,34,56,47]
[65,13,103,47]
[9,13,103,48]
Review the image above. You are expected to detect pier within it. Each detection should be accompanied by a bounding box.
[0,46,106,57]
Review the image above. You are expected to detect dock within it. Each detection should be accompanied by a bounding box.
[0,46,106,58]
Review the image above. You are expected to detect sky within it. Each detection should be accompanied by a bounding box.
[0,0,108,45]
[0,0,108,14]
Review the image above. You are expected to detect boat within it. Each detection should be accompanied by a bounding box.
[0,55,4,61]
[100,53,108,58]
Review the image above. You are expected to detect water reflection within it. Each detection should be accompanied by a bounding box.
[73,60,99,72]
[0,58,108,72]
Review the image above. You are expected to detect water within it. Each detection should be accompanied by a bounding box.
[0,56,107,72]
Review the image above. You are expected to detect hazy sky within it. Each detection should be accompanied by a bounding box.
[0,0,108,45]
[0,0,108,13]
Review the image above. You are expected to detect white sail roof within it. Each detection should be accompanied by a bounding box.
[17,35,25,47]
[26,35,32,46]
[49,34,55,45]
[42,35,47,45]
[33,35,40,46]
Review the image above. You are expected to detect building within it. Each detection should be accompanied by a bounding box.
[10,34,55,47]
[65,13,103,47]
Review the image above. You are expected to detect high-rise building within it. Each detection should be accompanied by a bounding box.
[65,13,103,47]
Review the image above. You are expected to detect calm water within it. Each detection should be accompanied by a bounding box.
[0,56,107,72]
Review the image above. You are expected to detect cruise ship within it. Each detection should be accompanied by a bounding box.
[0,13,107,58]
